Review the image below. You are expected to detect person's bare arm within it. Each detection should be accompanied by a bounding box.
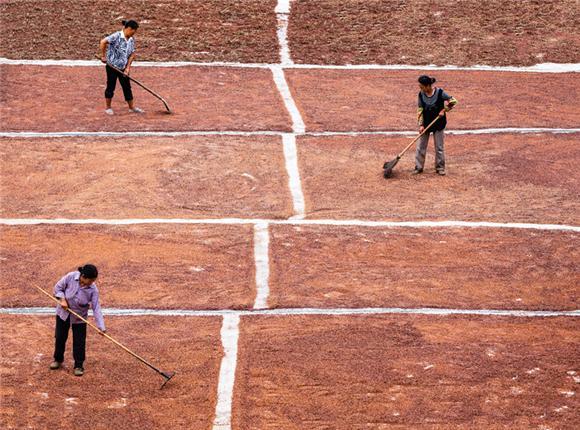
[124,52,136,75]
[99,38,109,63]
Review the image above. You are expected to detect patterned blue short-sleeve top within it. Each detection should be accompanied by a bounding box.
[105,31,135,69]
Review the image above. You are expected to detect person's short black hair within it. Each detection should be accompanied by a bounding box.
[122,19,139,30]
[418,75,436,86]
[78,264,98,279]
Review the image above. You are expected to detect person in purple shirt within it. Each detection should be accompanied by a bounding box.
[49,264,106,376]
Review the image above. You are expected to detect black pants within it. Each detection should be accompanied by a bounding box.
[53,315,87,368]
[105,65,133,101]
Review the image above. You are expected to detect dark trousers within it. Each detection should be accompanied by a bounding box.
[53,315,87,368]
[105,65,133,101]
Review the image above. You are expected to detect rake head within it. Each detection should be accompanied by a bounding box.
[161,101,172,114]
[382,157,400,179]
[160,371,176,389]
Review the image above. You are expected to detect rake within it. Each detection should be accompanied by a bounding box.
[96,55,172,113]
[35,285,175,389]
[382,116,441,178]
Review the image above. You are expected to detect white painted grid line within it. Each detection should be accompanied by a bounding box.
[1,218,578,232]
[253,222,270,309]
[1,128,578,139]
[2,307,578,318]
[281,134,306,218]
[2,58,579,73]
[276,15,292,66]
[0,131,285,138]
[270,66,305,133]
[275,0,293,66]
[275,0,291,14]
[212,314,240,430]
[429,128,580,136]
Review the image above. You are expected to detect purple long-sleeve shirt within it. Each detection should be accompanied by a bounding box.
[53,271,106,331]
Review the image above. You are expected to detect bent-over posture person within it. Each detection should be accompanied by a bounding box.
[99,19,144,115]
[50,264,106,376]
[415,75,458,176]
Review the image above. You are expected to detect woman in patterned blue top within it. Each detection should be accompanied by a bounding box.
[99,20,144,115]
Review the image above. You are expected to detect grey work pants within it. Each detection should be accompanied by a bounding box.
[415,129,445,171]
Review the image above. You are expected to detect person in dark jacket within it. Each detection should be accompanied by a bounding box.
[414,75,458,176]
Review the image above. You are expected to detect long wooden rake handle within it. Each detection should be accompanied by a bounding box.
[34,285,174,387]
[96,55,172,113]
[396,115,442,159]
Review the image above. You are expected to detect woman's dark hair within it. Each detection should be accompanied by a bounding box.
[418,75,436,86]
[78,264,98,279]
[122,19,139,30]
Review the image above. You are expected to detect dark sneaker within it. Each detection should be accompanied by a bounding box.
[412,168,423,175]
[437,169,446,176]
[74,367,84,377]
[50,361,62,370]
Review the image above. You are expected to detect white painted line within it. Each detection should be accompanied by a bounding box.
[275,0,293,66]
[445,128,580,135]
[282,134,306,218]
[275,0,291,14]
[0,131,283,138]
[270,65,305,133]
[0,218,259,225]
[0,58,111,67]
[1,128,578,139]
[288,219,580,232]
[2,307,578,318]
[0,58,270,68]
[306,128,580,136]
[287,63,580,73]
[253,222,270,309]
[1,57,579,73]
[212,314,240,430]
[276,14,292,66]
[1,218,578,232]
